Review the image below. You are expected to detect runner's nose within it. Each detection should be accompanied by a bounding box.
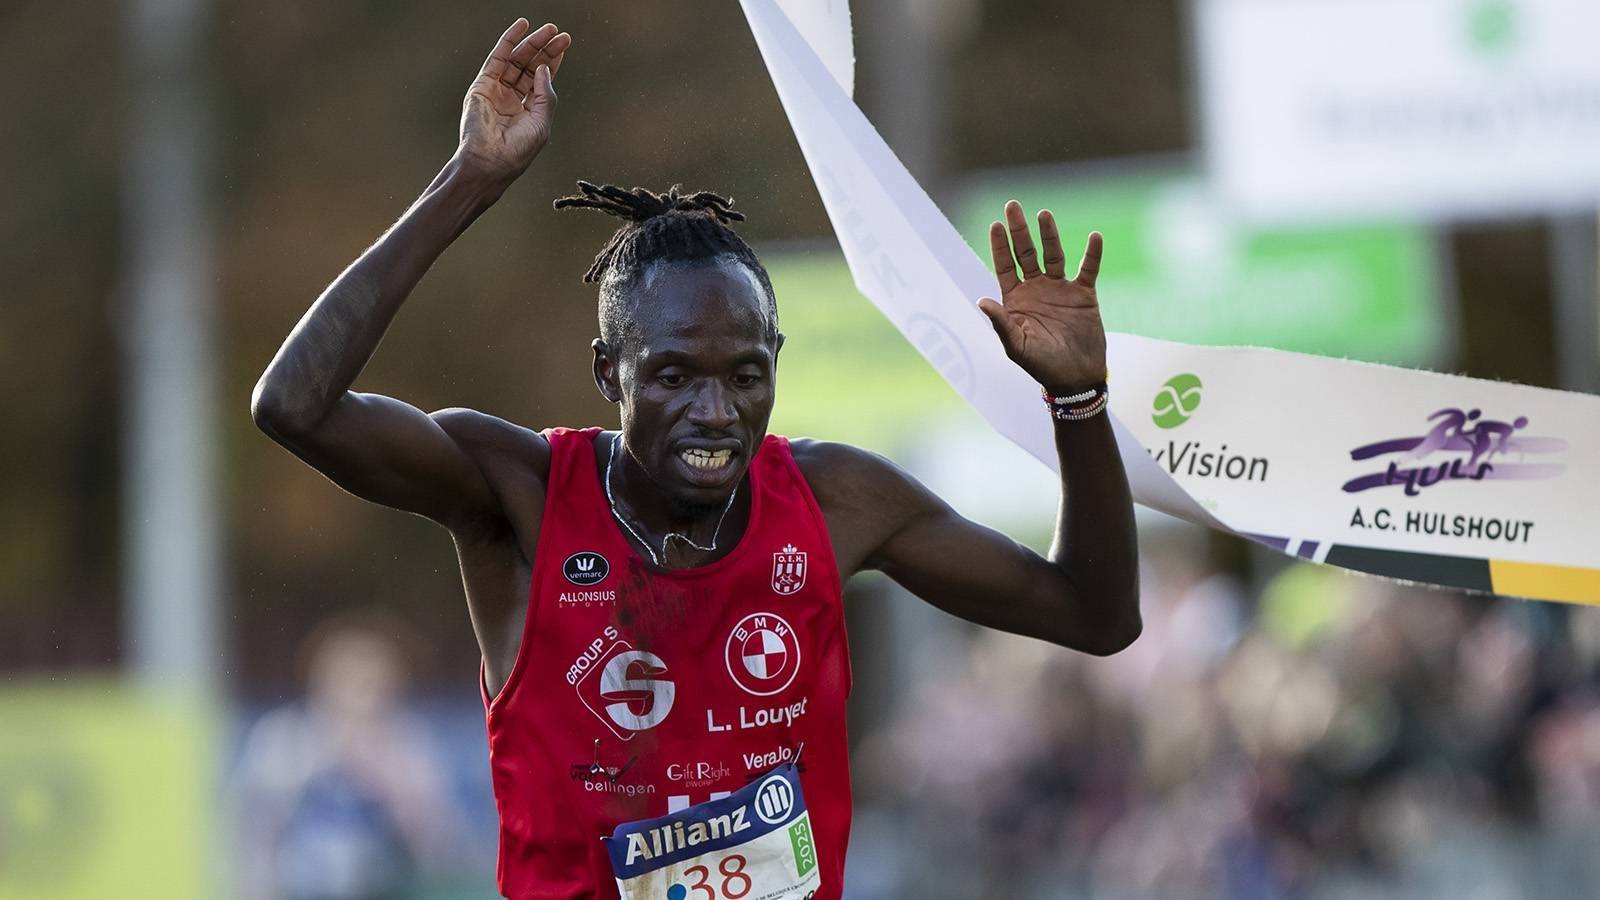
[686,379,738,431]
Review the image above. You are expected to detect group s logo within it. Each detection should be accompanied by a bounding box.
[563,551,610,586]
[573,634,675,740]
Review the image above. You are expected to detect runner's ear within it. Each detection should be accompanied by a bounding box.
[593,338,621,403]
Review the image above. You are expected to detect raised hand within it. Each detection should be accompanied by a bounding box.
[977,201,1107,395]
[459,18,572,184]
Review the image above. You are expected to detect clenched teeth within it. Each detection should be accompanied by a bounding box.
[680,448,733,470]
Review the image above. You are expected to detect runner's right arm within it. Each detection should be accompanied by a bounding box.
[250,19,570,529]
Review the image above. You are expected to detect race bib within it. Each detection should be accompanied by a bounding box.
[604,763,822,900]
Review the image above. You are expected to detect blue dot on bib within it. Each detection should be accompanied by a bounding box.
[667,885,686,900]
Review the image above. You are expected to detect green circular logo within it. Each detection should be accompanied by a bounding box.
[1152,373,1203,429]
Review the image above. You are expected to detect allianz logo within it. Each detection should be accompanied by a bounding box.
[623,807,751,866]
[621,775,798,866]
[753,775,795,825]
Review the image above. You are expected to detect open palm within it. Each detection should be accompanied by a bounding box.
[977,201,1107,394]
[459,18,572,183]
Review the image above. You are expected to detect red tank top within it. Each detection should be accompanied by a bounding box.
[482,427,853,899]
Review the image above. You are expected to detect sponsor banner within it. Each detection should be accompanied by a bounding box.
[1112,345,1597,571]
[740,0,1600,605]
[1196,0,1600,222]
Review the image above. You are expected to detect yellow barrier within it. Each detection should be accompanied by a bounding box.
[0,680,217,898]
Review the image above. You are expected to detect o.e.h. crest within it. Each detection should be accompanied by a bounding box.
[771,544,807,595]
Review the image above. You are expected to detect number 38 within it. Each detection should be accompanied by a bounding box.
[683,853,751,898]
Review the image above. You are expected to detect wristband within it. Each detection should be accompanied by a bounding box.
[1042,382,1109,421]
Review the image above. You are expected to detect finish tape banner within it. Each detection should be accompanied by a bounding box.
[742,0,1600,604]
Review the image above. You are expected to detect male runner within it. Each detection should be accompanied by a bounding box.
[252,17,1139,900]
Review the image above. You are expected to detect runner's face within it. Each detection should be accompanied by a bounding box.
[600,260,781,513]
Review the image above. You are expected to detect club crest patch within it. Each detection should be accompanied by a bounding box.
[771,545,807,595]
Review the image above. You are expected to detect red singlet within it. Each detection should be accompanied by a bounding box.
[482,427,852,899]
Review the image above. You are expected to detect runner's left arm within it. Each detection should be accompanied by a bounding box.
[802,203,1139,655]
[804,422,1138,656]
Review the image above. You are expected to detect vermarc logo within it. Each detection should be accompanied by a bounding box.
[563,551,610,586]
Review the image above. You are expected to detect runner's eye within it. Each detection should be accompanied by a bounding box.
[731,372,763,388]
[657,373,688,388]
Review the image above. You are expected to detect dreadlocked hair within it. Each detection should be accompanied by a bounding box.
[554,181,778,348]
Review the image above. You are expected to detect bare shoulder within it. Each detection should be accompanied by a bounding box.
[430,408,552,542]
[431,408,551,474]
[788,438,904,497]
[786,438,942,575]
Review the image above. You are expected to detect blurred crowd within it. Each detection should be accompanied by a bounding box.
[845,529,1600,899]
[230,612,486,900]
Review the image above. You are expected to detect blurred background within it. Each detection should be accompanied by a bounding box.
[3,0,1598,897]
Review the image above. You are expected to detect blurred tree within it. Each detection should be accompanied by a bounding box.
[0,0,124,670]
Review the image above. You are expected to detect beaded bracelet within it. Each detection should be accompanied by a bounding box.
[1042,382,1109,421]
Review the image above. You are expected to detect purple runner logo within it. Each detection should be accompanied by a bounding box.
[1342,407,1566,496]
